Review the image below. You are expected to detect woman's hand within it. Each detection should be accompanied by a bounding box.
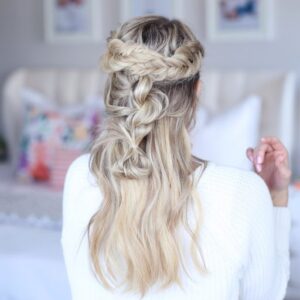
[246,136,292,207]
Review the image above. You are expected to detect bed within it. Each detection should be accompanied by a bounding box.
[0,68,298,300]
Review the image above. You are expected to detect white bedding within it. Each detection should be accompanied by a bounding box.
[0,224,71,300]
[0,163,62,222]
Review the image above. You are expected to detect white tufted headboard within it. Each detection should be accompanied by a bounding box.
[2,68,297,171]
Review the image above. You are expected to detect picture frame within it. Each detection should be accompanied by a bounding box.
[44,0,102,43]
[205,0,275,42]
[120,0,184,23]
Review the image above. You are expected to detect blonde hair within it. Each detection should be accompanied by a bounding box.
[88,15,206,298]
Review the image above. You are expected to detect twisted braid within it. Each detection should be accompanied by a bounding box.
[101,38,203,82]
[109,81,168,179]
[100,37,203,179]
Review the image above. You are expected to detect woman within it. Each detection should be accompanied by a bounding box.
[61,15,291,300]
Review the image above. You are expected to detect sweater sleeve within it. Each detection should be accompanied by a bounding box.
[60,154,99,299]
[239,174,291,300]
[60,155,88,299]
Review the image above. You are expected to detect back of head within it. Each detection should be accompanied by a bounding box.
[89,15,206,298]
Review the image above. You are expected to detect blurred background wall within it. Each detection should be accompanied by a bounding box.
[0,0,299,174]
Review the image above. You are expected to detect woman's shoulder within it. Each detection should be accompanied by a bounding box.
[67,152,90,173]
[203,160,273,211]
[205,160,269,190]
[62,153,101,227]
[64,153,96,196]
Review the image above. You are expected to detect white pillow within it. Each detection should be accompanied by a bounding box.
[189,95,262,170]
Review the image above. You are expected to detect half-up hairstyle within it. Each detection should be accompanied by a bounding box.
[88,15,206,298]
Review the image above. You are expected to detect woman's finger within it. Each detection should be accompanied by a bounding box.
[261,137,290,167]
[252,142,273,165]
[261,136,288,153]
[247,137,290,174]
[246,143,271,172]
[246,147,254,162]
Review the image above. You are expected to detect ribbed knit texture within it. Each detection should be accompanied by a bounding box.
[61,154,291,300]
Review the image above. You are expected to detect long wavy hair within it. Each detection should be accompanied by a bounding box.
[88,15,207,298]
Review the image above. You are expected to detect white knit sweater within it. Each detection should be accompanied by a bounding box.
[61,154,291,300]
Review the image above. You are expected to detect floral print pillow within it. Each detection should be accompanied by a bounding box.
[17,89,102,182]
